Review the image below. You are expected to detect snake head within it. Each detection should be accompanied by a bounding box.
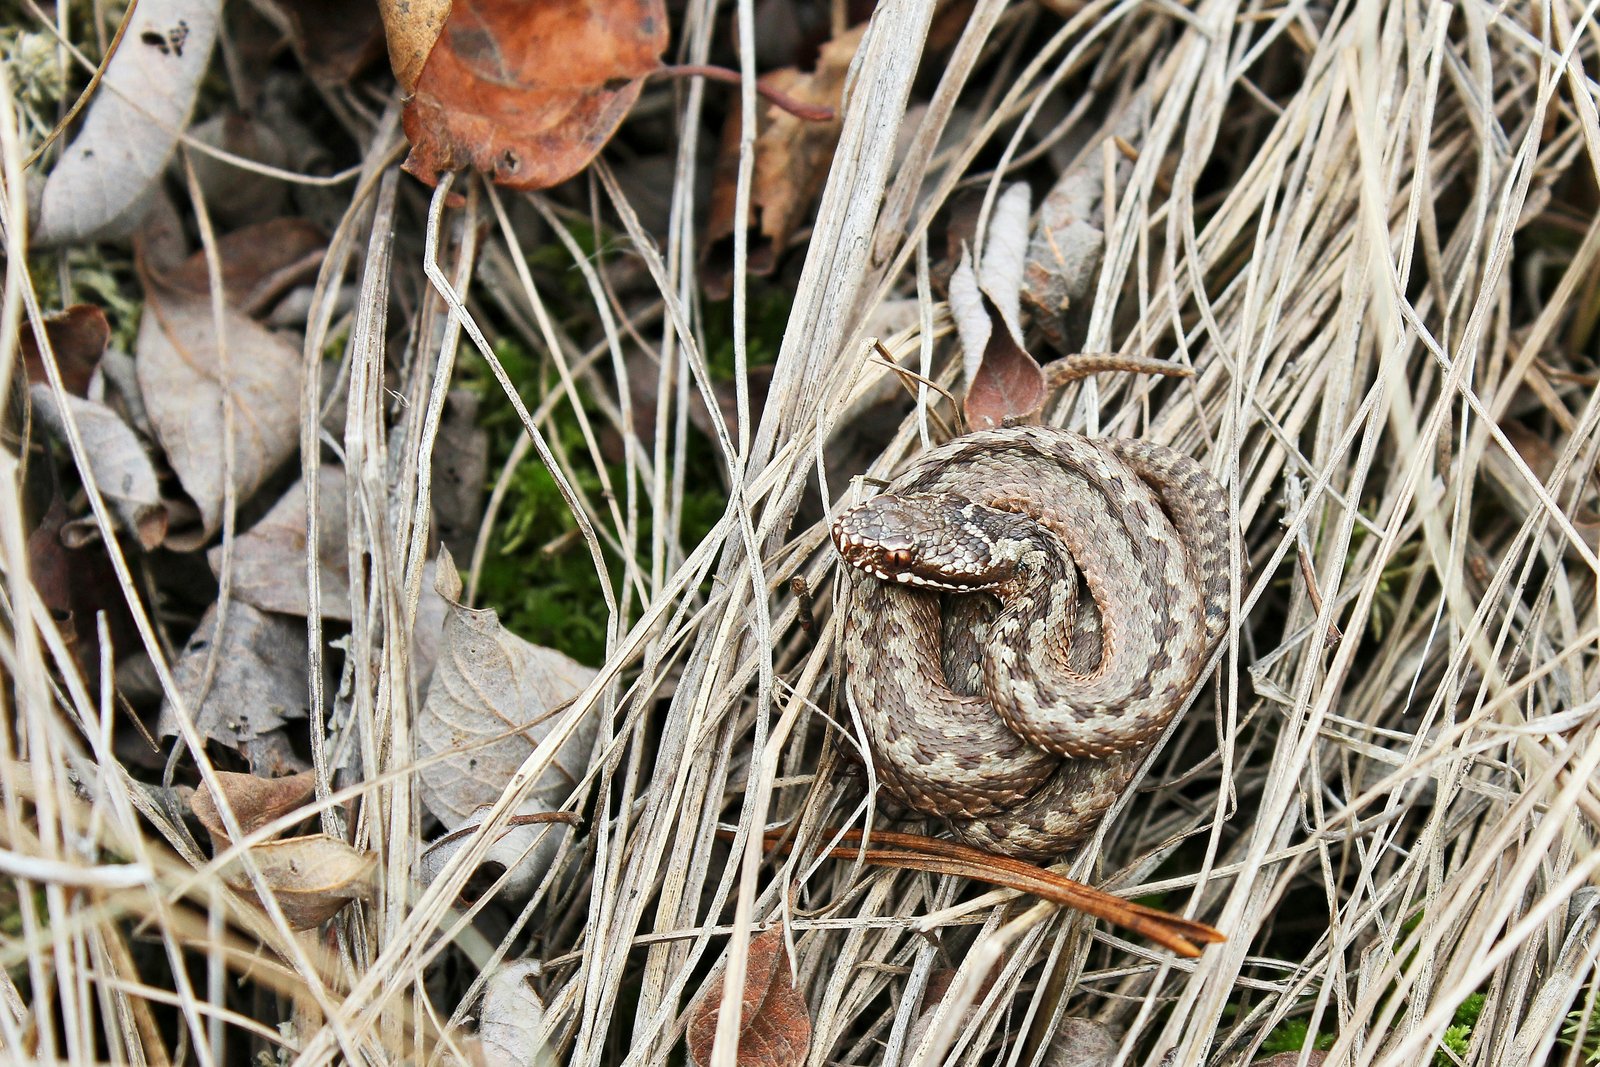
[831,492,1028,591]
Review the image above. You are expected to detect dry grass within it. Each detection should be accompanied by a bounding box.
[5,1,1600,1065]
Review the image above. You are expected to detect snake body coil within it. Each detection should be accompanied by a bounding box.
[832,426,1232,858]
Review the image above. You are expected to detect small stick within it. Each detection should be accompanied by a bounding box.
[752,826,1226,958]
[653,64,836,122]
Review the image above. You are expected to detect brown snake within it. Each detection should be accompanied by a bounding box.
[831,426,1233,858]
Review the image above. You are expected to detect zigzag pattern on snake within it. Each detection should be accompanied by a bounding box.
[831,426,1233,858]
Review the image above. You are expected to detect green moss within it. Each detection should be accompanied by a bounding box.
[1561,1004,1600,1064]
[1259,1017,1334,1056]
[466,336,730,665]
[1433,992,1483,1066]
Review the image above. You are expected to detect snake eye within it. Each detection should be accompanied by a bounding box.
[887,548,915,566]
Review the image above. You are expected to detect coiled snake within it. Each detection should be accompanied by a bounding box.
[831,426,1232,858]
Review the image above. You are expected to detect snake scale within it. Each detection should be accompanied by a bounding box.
[831,426,1233,858]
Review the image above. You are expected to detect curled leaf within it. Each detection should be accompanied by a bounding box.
[219,833,375,929]
[21,304,109,396]
[190,769,316,842]
[702,24,862,293]
[1022,94,1147,352]
[401,0,668,189]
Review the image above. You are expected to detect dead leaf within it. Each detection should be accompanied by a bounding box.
[948,183,1031,384]
[1039,1018,1123,1066]
[33,0,221,246]
[1022,94,1147,352]
[416,549,597,891]
[401,0,668,190]
[686,926,810,1067]
[135,279,300,549]
[465,960,557,1067]
[186,112,292,230]
[702,25,862,295]
[190,769,316,841]
[254,0,386,85]
[21,305,110,396]
[379,0,453,92]
[208,465,350,621]
[162,218,327,315]
[158,601,313,749]
[26,493,139,684]
[964,294,1044,430]
[27,496,77,624]
[29,385,168,550]
[418,809,579,900]
[219,832,375,929]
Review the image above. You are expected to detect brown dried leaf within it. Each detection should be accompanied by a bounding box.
[686,926,811,1067]
[220,832,375,929]
[26,494,138,683]
[702,25,861,295]
[964,295,1045,430]
[158,601,313,748]
[401,0,668,190]
[208,465,350,621]
[29,385,168,549]
[21,305,109,396]
[417,549,597,830]
[190,769,316,842]
[135,280,300,548]
[162,218,326,313]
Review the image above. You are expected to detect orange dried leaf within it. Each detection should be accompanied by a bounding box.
[686,926,810,1067]
[702,25,862,293]
[190,770,317,842]
[401,0,668,190]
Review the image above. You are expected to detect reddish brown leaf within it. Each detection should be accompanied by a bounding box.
[964,295,1045,430]
[21,305,110,396]
[25,493,138,684]
[686,926,810,1067]
[190,770,317,842]
[401,0,668,190]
